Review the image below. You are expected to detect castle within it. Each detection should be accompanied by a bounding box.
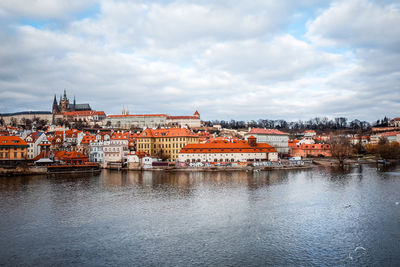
[52,90,92,114]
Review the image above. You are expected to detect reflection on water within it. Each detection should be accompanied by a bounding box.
[0,164,399,266]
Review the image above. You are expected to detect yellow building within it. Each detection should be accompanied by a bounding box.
[137,128,199,160]
[0,136,28,164]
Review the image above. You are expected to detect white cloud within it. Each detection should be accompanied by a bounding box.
[307,0,400,50]
[0,0,399,121]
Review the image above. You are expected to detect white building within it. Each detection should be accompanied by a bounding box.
[102,139,129,165]
[178,137,278,163]
[25,132,49,159]
[166,111,201,128]
[89,140,104,163]
[244,128,289,155]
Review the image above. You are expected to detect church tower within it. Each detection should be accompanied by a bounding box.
[52,94,60,114]
[59,89,69,112]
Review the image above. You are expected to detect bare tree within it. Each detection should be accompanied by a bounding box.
[330,134,354,167]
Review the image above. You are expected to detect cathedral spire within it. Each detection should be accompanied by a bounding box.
[63,89,67,100]
[73,95,76,108]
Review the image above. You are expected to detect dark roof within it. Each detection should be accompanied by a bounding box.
[68,103,91,111]
[0,111,52,116]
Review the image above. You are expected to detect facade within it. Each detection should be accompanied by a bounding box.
[166,111,201,128]
[389,118,400,127]
[290,143,332,158]
[178,136,278,163]
[25,132,49,159]
[0,111,53,126]
[106,114,168,129]
[63,110,106,123]
[137,128,199,161]
[244,128,289,155]
[89,140,104,163]
[370,132,399,144]
[102,139,129,165]
[0,136,28,164]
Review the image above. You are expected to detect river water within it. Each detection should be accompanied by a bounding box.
[0,165,399,266]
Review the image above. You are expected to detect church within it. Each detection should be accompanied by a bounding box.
[52,90,92,114]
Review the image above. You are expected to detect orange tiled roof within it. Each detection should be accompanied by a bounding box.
[0,136,28,147]
[54,150,87,159]
[180,140,277,154]
[167,116,199,120]
[80,135,96,144]
[247,128,288,135]
[63,111,106,116]
[194,110,200,116]
[379,131,400,136]
[107,114,168,118]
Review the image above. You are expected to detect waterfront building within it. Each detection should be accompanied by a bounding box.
[244,128,289,155]
[89,140,104,163]
[0,136,28,165]
[137,128,199,161]
[102,137,129,166]
[178,136,278,163]
[290,143,332,158]
[25,132,50,159]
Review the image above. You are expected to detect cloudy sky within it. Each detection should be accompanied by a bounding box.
[0,0,399,121]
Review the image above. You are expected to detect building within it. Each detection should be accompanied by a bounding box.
[137,128,199,161]
[389,118,400,127]
[89,140,104,163]
[290,143,332,158]
[54,151,88,165]
[178,136,278,163]
[0,136,28,165]
[63,110,106,123]
[0,111,54,126]
[52,90,91,114]
[370,132,400,144]
[244,128,289,155]
[105,114,168,129]
[102,138,129,166]
[25,132,50,159]
[166,111,201,128]
[105,111,202,129]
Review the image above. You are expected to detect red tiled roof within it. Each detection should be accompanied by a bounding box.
[63,111,106,116]
[80,135,96,144]
[167,116,199,120]
[194,110,200,116]
[379,131,400,136]
[180,140,277,154]
[0,136,28,147]
[107,114,168,118]
[247,128,288,135]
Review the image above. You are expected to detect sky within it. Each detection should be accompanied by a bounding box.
[0,0,399,122]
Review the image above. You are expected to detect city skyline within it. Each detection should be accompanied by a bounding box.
[0,0,399,121]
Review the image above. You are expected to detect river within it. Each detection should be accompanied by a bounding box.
[1,165,399,266]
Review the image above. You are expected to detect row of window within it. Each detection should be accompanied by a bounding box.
[0,152,25,158]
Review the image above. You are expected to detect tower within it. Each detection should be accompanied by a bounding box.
[59,90,69,112]
[52,94,60,114]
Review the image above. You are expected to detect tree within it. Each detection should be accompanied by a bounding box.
[330,134,354,167]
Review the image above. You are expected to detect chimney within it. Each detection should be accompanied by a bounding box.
[248,135,257,147]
